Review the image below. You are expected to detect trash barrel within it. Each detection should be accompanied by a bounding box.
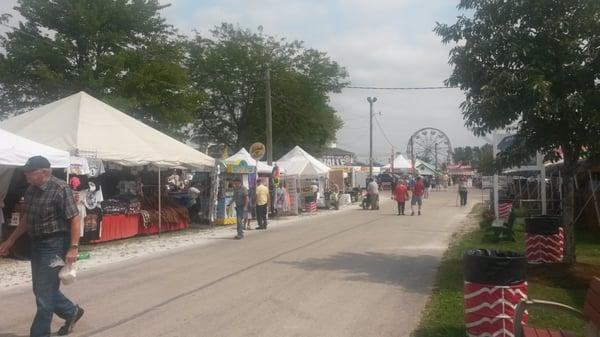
[464,249,527,337]
[525,216,563,263]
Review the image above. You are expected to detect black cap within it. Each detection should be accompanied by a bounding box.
[23,156,51,171]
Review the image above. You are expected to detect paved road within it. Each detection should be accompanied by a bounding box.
[1,187,475,337]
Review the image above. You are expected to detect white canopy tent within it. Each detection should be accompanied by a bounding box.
[224,148,279,174]
[1,91,216,233]
[277,146,330,178]
[0,91,214,170]
[382,154,412,171]
[0,128,70,168]
[0,129,71,235]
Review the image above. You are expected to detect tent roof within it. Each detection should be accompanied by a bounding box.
[277,146,330,177]
[383,154,412,170]
[415,159,438,175]
[224,148,256,167]
[0,128,70,168]
[1,91,214,169]
[224,148,281,174]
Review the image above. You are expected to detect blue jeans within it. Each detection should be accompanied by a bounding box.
[30,234,78,337]
[235,207,244,237]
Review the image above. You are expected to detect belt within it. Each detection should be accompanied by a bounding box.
[31,231,68,241]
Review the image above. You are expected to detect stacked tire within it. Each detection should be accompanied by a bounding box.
[464,249,527,337]
[525,216,563,263]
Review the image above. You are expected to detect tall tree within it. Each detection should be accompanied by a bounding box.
[436,0,600,263]
[0,0,199,130]
[453,146,474,165]
[187,23,348,157]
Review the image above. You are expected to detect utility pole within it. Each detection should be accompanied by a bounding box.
[410,136,415,175]
[434,143,438,171]
[367,97,377,178]
[266,67,273,165]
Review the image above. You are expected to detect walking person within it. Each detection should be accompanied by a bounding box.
[411,176,426,216]
[0,156,84,337]
[255,178,270,230]
[228,177,248,239]
[367,178,379,210]
[423,178,430,199]
[393,180,409,215]
[459,177,468,206]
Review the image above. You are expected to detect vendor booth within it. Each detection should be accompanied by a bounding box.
[1,91,215,243]
[277,146,330,214]
[217,148,257,225]
[0,128,71,257]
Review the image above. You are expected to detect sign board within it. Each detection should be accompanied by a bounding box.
[482,176,493,189]
[249,142,266,160]
[321,154,352,167]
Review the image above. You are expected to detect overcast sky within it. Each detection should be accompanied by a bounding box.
[1,0,485,162]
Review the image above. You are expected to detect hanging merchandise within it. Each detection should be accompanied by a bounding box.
[83,183,104,210]
[69,156,91,176]
[87,159,106,177]
[82,212,101,241]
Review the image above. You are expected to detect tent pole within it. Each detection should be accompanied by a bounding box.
[158,167,161,236]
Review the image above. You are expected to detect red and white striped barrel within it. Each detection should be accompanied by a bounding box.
[498,203,513,218]
[304,201,317,213]
[525,227,564,263]
[464,282,528,337]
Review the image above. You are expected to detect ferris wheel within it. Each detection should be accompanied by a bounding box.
[406,128,453,169]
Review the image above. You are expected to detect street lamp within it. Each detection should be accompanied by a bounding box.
[367,97,377,179]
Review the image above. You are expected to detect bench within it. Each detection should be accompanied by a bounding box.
[514,276,600,337]
[483,210,516,242]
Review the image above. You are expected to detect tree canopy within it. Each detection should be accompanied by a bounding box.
[0,0,199,128]
[436,0,600,169]
[453,144,493,175]
[436,0,600,263]
[187,23,348,157]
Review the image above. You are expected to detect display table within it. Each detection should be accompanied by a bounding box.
[139,219,188,234]
[91,214,140,243]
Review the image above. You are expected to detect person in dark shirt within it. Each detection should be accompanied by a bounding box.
[0,156,84,337]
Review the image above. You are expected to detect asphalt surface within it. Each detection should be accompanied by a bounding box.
[0,187,475,337]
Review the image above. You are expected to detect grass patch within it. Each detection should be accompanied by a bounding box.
[412,204,600,337]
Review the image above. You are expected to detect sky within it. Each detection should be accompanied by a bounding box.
[0,0,485,163]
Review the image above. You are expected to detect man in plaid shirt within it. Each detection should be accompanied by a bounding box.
[0,156,84,337]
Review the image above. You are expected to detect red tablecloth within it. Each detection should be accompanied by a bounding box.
[91,214,140,243]
[139,219,188,235]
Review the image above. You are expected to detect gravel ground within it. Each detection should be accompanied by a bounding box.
[0,206,351,290]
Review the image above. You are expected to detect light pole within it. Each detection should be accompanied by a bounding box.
[367,97,377,178]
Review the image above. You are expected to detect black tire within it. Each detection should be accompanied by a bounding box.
[525,216,560,235]
[463,249,526,285]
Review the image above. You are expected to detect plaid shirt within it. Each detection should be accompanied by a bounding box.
[24,176,79,237]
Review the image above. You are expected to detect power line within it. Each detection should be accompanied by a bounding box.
[373,114,396,149]
[345,85,456,90]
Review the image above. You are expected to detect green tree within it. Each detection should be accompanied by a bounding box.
[453,146,474,165]
[436,0,600,263]
[187,23,348,157]
[0,0,199,131]
[476,144,494,176]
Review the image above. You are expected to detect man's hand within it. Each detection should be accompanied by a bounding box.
[0,240,14,257]
[66,248,78,265]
